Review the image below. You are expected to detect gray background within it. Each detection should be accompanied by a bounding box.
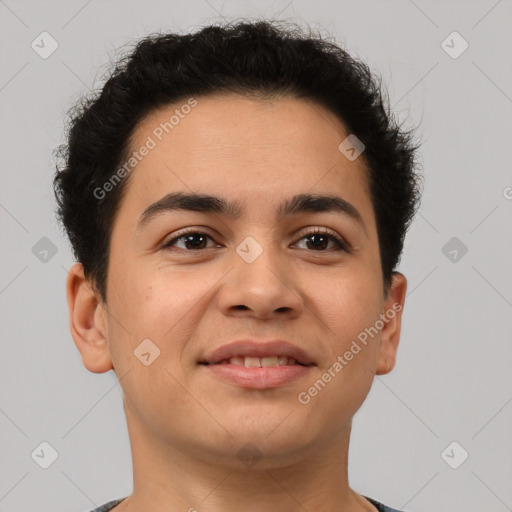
[1,1,511,511]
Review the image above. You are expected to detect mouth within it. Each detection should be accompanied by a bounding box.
[200,361,313,389]
[199,339,315,366]
[201,355,310,368]
[198,340,315,389]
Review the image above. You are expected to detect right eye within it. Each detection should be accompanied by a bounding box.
[162,230,220,251]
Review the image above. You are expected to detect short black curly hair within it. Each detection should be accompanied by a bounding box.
[53,19,422,304]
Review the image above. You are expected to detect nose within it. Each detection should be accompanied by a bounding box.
[216,237,303,320]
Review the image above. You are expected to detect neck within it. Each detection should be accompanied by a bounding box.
[116,401,376,512]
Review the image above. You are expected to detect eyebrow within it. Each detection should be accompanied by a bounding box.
[136,191,368,236]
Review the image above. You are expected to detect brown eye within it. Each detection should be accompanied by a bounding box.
[163,231,217,251]
[294,228,349,252]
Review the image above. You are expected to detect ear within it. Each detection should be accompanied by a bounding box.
[376,272,407,375]
[66,262,114,373]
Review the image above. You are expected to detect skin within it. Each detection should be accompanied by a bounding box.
[67,94,407,512]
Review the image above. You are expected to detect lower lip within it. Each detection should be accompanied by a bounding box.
[201,363,312,389]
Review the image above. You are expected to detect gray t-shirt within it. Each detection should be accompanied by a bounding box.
[88,495,406,511]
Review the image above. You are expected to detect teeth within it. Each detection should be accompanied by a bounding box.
[261,356,279,367]
[218,356,300,367]
[244,357,260,368]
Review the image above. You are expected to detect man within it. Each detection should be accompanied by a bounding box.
[54,20,422,512]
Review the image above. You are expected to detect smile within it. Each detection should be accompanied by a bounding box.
[207,356,307,367]
[200,360,312,389]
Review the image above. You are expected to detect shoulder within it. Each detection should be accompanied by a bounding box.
[86,497,127,512]
[363,495,407,512]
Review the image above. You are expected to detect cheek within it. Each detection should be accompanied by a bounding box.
[127,267,220,354]
[311,270,382,344]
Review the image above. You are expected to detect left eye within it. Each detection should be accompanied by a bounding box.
[162,229,348,252]
[294,228,348,252]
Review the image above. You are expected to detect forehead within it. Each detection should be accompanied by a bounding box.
[121,94,373,228]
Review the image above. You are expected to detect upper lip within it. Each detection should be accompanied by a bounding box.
[200,340,315,366]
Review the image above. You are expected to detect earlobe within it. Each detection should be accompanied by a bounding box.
[66,262,114,373]
[376,272,407,375]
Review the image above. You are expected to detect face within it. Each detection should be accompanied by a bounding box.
[69,93,406,469]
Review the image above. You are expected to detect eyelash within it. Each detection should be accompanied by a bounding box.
[162,227,350,253]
